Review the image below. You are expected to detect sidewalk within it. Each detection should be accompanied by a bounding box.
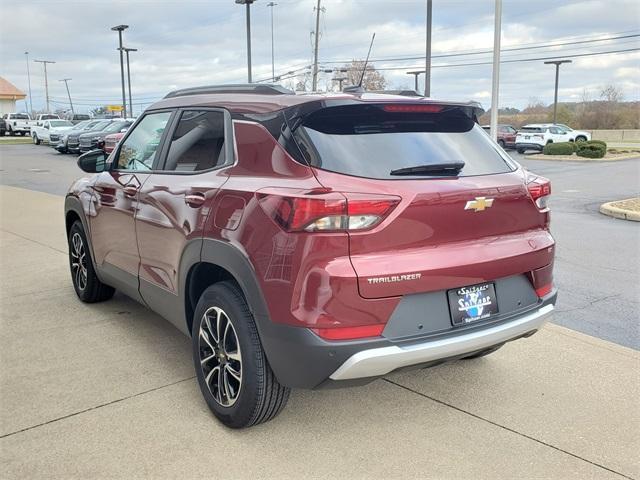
[1,186,638,479]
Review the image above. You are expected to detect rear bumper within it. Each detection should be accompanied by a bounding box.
[516,142,543,151]
[260,291,556,389]
[330,303,553,381]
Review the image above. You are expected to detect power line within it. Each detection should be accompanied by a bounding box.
[370,47,640,71]
[320,32,640,65]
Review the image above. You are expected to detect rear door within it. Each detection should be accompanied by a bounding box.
[294,103,553,299]
[136,108,233,324]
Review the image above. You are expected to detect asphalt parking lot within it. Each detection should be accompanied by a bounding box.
[1,144,639,479]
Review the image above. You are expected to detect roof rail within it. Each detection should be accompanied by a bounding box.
[164,84,295,99]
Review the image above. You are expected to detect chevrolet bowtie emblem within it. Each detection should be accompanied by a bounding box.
[464,197,494,212]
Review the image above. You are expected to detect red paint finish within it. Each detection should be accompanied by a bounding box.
[69,95,555,339]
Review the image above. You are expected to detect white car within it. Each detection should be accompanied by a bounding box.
[31,119,75,145]
[515,123,591,153]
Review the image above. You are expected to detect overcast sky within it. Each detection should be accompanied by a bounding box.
[1,0,639,114]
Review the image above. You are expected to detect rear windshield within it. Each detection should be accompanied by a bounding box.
[520,127,544,133]
[40,115,59,120]
[12,114,30,120]
[293,104,514,179]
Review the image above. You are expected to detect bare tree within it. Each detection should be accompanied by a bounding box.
[342,60,387,91]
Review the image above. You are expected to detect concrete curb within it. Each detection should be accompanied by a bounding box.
[526,153,640,162]
[600,199,640,222]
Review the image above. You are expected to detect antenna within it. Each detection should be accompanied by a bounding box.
[357,32,376,88]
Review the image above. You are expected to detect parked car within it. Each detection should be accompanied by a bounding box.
[31,119,75,145]
[65,113,92,124]
[2,113,33,136]
[78,120,132,153]
[101,131,126,154]
[53,120,102,153]
[66,120,112,154]
[65,85,556,428]
[481,124,517,149]
[515,123,591,153]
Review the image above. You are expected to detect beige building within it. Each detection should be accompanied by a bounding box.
[0,77,27,116]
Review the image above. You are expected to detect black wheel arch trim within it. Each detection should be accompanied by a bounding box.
[64,195,99,273]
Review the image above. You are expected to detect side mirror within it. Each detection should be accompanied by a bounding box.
[44,124,50,130]
[77,149,109,173]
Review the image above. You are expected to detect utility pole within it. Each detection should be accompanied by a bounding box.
[120,47,138,117]
[59,78,74,115]
[33,59,55,113]
[267,2,277,81]
[424,0,432,97]
[236,0,256,83]
[24,52,33,115]
[544,60,572,124]
[489,0,502,142]
[407,71,423,92]
[111,24,129,118]
[311,0,322,91]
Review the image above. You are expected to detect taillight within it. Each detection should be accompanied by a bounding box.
[312,324,384,340]
[526,174,551,211]
[257,189,400,232]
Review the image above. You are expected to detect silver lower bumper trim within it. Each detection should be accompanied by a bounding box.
[329,304,554,381]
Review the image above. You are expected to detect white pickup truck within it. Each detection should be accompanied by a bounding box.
[31,119,75,145]
[1,113,33,136]
[0,113,61,136]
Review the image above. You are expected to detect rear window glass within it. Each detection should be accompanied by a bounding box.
[293,104,514,179]
[13,114,30,120]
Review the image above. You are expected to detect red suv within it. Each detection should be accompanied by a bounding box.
[65,85,556,428]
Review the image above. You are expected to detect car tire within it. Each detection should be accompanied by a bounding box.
[8,126,14,136]
[192,281,290,429]
[33,134,40,145]
[516,148,525,154]
[462,344,504,359]
[498,139,505,149]
[68,220,115,303]
[575,136,587,142]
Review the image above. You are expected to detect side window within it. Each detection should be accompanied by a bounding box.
[549,127,561,134]
[163,110,227,172]
[116,112,172,171]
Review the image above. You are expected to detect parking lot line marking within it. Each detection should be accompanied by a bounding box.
[382,378,634,480]
[0,228,66,255]
[0,376,195,440]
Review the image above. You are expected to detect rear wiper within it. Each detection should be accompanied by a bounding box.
[390,161,465,176]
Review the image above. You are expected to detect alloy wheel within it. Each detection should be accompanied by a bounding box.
[198,306,243,407]
[70,232,88,291]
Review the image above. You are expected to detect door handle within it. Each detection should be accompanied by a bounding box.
[123,185,139,197]
[185,192,206,208]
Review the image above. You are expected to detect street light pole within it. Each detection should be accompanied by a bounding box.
[544,60,572,124]
[236,0,256,83]
[489,0,502,142]
[424,0,432,97]
[311,0,322,91]
[33,59,56,113]
[120,47,138,117]
[111,24,129,118]
[407,71,423,92]
[59,78,74,115]
[267,2,277,81]
[24,52,33,115]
